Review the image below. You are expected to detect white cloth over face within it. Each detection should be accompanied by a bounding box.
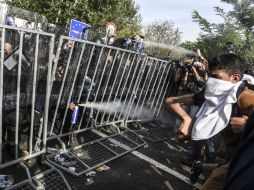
[191,74,254,140]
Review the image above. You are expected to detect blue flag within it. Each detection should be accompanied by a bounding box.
[69,19,89,40]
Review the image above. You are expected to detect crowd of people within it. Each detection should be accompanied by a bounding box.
[2,13,254,190]
[165,50,254,189]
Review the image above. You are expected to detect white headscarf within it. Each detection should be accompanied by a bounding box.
[191,74,254,140]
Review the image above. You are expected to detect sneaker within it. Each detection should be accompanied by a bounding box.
[190,160,203,184]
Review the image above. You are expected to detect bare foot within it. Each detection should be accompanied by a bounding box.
[179,116,192,136]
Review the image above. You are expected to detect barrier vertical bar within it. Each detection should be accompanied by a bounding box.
[155,71,175,117]
[76,45,96,130]
[49,36,63,94]
[100,52,126,125]
[43,35,55,151]
[48,36,63,135]
[112,54,137,122]
[0,28,5,164]
[29,33,39,154]
[84,49,112,127]
[136,60,159,120]
[130,57,153,121]
[15,31,24,159]
[149,62,168,110]
[146,61,163,105]
[60,43,86,134]
[77,47,104,130]
[93,50,119,125]
[153,63,172,115]
[50,41,75,136]
[106,53,131,123]
[124,56,148,121]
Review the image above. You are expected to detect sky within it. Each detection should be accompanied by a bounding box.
[135,0,233,42]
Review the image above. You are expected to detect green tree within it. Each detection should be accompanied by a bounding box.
[5,0,141,37]
[180,41,199,51]
[143,20,182,58]
[191,0,254,66]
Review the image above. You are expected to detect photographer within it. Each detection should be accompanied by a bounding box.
[181,59,207,94]
[165,58,208,137]
[165,52,215,166]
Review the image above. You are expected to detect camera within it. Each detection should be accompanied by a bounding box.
[174,60,185,70]
[185,63,193,73]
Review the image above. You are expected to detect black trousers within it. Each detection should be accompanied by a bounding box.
[4,109,30,152]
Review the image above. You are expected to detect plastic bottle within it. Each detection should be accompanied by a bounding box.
[68,167,76,172]
[54,155,76,167]
[61,161,76,167]
[0,175,14,188]
[54,155,65,163]
[71,106,79,124]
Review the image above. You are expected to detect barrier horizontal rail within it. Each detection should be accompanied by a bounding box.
[0,24,54,167]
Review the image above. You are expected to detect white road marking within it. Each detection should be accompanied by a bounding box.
[92,129,201,188]
[164,180,175,190]
[151,165,163,176]
[132,151,200,188]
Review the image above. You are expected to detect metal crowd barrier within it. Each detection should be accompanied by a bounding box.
[48,35,147,139]
[4,161,71,190]
[0,27,177,173]
[46,130,146,176]
[0,24,54,167]
[125,57,174,122]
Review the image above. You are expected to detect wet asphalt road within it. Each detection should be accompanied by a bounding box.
[64,123,199,190]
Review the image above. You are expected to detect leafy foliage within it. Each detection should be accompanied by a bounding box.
[5,0,141,37]
[192,10,213,34]
[190,0,254,66]
[143,20,182,58]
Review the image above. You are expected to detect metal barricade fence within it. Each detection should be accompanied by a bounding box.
[124,57,174,122]
[0,24,54,167]
[48,35,147,139]
[0,29,178,169]
[100,50,146,126]
[154,64,179,118]
[146,57,177,119]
